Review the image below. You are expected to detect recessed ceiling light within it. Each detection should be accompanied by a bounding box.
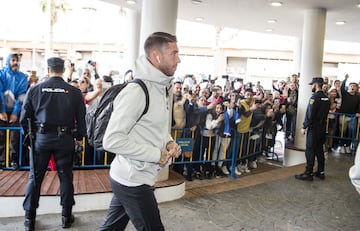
[191,0,202,4]
[195,17,204,21]
[267,19,277,24]
[126,0,136,5]
[357,3,360,8]
[270,1,283,7]
[335,21,346,25]
[265,28,274,32]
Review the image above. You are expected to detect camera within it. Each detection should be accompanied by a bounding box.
[88,60,96,66]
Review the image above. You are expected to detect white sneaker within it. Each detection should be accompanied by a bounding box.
[249,161,257,169]
[250,134,260,140]
[239,164,250,173]
[265,133,272,139]
[345,146,351,154]
[257,155,266,163]
[221,166,230,175]
[340,146,346,154]
[234,166,242,176]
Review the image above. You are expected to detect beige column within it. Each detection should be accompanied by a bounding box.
[138,0,178,56]
[284,8,327,166]
[293,38,302,74]
[123,8,141,72]
[213,26,222,77]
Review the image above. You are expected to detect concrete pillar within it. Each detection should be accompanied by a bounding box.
[138,0,178,56]
[284,8,326,166]
[123,8,141,72]
[293,38,302,74]
[138,0,179,181]
[213,26,222,77]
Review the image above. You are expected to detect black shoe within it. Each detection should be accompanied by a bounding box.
[313,172,325,180]
[205,171,212,179]
[185,175,193,181]
[62,214,75,229]
[295,173,313,181]
[11,162,19,170]
[195,172,203,180]
[24,211,36,231]
[24,218,35,231]
[215,168,224,178]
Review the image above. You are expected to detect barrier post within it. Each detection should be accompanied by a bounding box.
[5,129,10,168]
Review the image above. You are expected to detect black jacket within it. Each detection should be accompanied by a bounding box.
[303,90,330,131]
[20,76,86,140]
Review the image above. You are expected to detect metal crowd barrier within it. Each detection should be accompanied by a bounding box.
[171,127,267,179]
[326,112,360,153]
[0,126,22,169]
[1,112,359,172]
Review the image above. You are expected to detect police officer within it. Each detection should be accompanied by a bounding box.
[295,77,330,181]
[20,57,86,230]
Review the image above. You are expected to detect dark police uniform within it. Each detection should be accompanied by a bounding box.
[296,77,330,181]
[20,57,86,230]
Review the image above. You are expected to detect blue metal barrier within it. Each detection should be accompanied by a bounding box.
[171,127,264,179]
[0,126,23,169]
[1,111,359,171]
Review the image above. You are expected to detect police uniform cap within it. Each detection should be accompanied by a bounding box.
[309,77,324,85]
[47,57,64,69]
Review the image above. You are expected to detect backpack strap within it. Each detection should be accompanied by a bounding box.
[130,78,149,121]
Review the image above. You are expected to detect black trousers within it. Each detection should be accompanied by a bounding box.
[23,133,75,212]
[98,177,164,231]
[305,127,325,174]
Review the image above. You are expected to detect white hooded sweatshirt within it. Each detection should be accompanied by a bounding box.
[103,55,174,186]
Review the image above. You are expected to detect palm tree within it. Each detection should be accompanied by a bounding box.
[40,0,68,60]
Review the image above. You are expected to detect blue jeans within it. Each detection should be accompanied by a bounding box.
[23,133,75,212]
[98,177,164,231]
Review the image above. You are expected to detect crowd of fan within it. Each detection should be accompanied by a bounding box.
[170,73,360,181]
[1,54,359,175]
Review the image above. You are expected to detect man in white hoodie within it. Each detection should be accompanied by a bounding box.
[98,32,182,231]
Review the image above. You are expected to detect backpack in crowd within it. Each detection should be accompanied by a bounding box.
[86,78,149,151]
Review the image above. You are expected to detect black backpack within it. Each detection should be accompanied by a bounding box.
[86,79,149,151]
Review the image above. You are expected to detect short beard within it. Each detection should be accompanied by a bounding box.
[11,64,18,72]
